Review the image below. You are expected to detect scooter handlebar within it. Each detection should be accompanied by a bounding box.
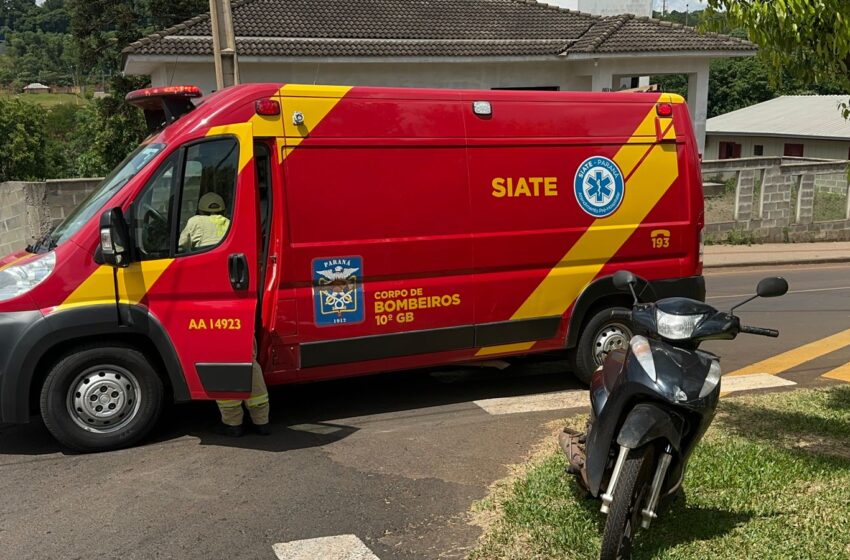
[610,309,632,321]
[740,325,779,338]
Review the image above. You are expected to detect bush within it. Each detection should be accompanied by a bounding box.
[0,97,46,181]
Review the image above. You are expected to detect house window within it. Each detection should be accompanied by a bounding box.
[784,143,805,157]
[718,141,742,160]
[753,145,764,156]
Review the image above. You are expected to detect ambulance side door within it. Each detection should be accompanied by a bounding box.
[131,124,259,400]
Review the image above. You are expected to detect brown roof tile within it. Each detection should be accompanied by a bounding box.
[123,0,755,59]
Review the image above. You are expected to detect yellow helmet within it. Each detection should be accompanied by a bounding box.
[199,192,226,214]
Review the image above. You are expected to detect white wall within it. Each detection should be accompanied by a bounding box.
[540,0,652,16]
[152,60,593,95]
[706,135,850,161]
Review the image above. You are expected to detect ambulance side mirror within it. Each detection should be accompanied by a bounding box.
[99,208,132,268]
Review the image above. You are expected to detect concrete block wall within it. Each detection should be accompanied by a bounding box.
[0,178,101,256]
[702,157,850,243]
[814,172,848,195]
[0,182,31,257]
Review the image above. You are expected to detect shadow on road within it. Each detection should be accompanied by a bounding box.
[0,353,580,456]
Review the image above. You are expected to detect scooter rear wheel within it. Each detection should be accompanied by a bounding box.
[599,445,654,560]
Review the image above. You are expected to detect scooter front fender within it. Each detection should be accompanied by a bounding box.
[616,403,685,452]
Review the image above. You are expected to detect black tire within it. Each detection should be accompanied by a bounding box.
[39,345,164,452]
[572,306,633,385]
[599,446,655,560]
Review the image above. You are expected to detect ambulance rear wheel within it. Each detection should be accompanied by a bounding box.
[572,307,633,385]
[40,345,164,452]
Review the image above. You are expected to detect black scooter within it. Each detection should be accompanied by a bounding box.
[561,270,788,559]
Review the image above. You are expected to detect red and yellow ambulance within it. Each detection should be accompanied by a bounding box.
[0,83,704,451]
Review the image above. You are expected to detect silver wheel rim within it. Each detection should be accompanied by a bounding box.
[66,365,142,434]
[593,322,632,365]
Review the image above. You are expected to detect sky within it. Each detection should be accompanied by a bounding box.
[652,0,708,11]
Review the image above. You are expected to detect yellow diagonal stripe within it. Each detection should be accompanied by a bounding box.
[279,84,352,158]
[822,361,850,383]
[55,260,173,313]
[727,327,850,377]
[477,108,679,356]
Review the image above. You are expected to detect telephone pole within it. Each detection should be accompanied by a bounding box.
[209,0,240,89]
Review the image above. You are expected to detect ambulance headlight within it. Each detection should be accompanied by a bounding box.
[0,252,56,302]
[656,309,705,340]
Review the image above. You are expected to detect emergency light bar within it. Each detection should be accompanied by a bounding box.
[126,85,203,133]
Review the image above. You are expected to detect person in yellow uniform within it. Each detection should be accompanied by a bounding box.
[178,193,231,252]
[178,193,271,436]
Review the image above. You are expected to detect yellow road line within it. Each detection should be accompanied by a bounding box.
[727,327,850,377]
[822,361,850,383]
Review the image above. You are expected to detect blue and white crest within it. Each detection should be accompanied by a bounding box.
[574,156,625,218]
[313,256,364,326]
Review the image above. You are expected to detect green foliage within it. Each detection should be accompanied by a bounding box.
[146,0,206,30]
[0,96,45,181]
[76,74,149,175]
[813,191,848,222]
[707,0,850,93]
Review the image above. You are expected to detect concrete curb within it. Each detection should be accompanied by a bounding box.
[704,256,850,269]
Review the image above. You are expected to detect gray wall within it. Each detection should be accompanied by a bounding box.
[0,178,101,256]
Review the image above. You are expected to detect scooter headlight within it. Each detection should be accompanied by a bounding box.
[630,335,657,382]
[699,359,722,398]
[0,252,56,302]
[656,309,705,340]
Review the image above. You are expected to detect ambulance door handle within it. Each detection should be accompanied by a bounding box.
[228,253,249,291]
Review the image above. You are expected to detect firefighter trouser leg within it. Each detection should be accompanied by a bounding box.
[245,359,270,426]
[216,342,269,426]
[217,398,244,427]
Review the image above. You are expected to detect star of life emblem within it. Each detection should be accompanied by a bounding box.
[574,156,625,218]
[313,257,364,326]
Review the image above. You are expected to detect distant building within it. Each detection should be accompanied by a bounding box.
[541,0,651,17]
[706,95,850,161]
[23,82,50,94]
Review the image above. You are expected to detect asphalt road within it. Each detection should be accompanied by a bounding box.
[2,262,849,560]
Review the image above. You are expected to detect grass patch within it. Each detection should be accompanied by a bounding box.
[469,386,850,560]
[0,92,86,107]
[813,191,847,222]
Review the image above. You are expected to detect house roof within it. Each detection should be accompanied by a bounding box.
[707,95,850,141]
[122,0,756,60]
[23,82,49,89]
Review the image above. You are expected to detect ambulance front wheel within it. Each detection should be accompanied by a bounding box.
[571,307,633,385]
[39,345,164,452]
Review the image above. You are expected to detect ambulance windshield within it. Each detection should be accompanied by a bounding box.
[30,143,165,253]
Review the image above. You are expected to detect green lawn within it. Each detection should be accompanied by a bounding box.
[469,386,850,560]
[0,92,87,106]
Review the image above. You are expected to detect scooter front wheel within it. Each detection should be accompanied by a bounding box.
[599,445,655,560]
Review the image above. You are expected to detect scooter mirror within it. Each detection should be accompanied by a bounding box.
[756,277,789,298]
[612,270,637,291]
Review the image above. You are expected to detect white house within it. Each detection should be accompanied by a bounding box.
[122,0,756,151]
[23,82,50,94]
[706,95,850,161]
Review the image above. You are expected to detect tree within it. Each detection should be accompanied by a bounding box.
[0,97,46,181]
[146,0,206,30]
[707,1,850,106]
